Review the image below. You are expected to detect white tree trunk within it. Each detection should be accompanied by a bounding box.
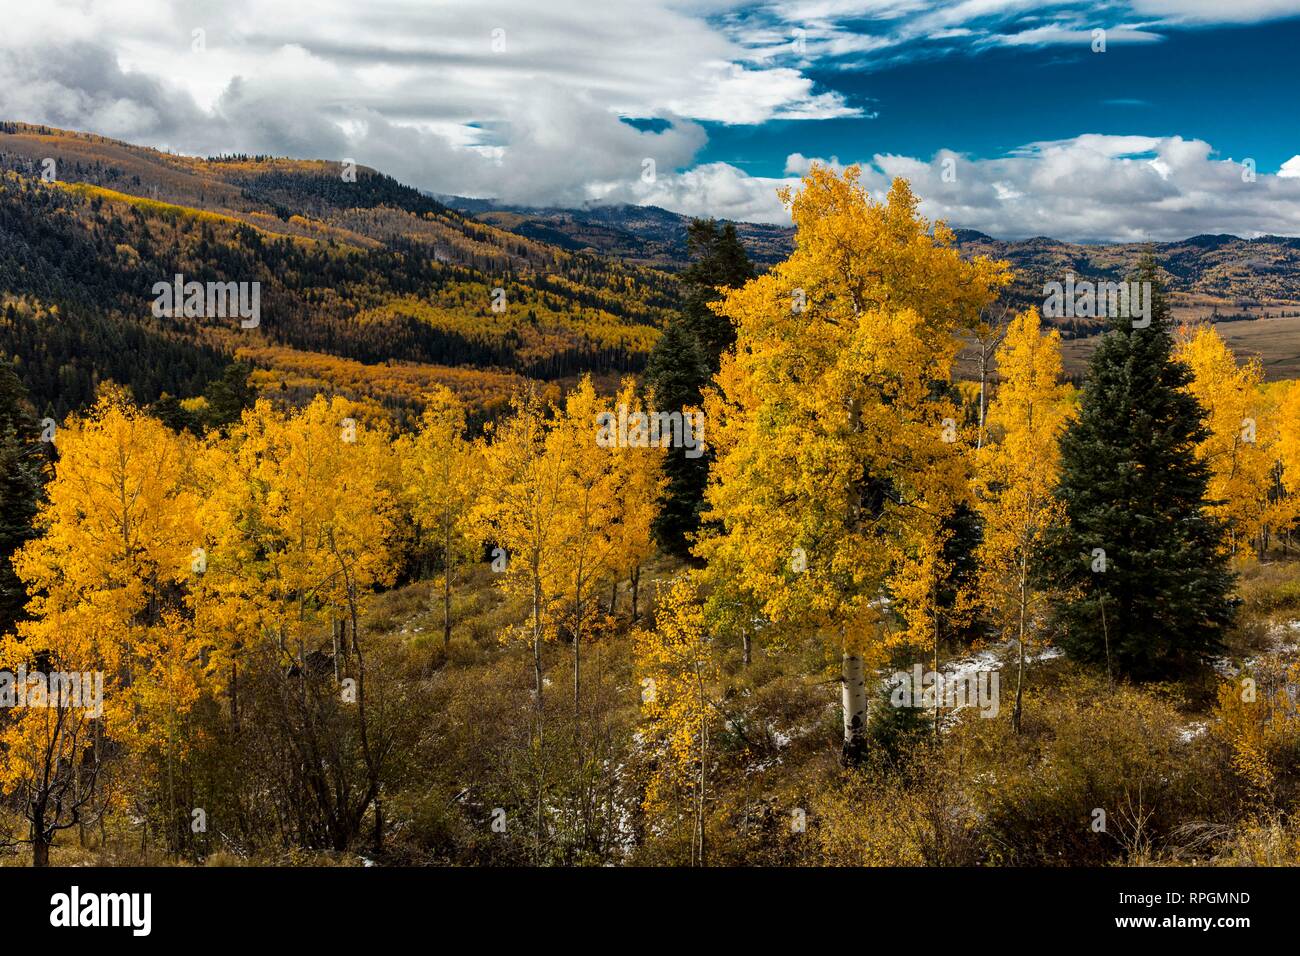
[841,652,867,764]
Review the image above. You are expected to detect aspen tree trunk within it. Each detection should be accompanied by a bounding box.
[631,565,642,621]
[843,393,870,763]
[443,522,453,648]
[841,652,867,764]
[975,307,1010,450]
[230,661,240,731]
[1100,595,1113,688]
[933,585,941,738]
[694,663,709,867]
[529,552,545,862]
[532,561,544,712]
[75,758,85,848]
[977,343,989,451]
[609,578,618,615]
[573,554,586,721]
[742,629,752,668]
[331,620,340,681]
[95,724,105,847]
[573,613,581,722]
[167,718,177,857]
[1013,555,1028,734]
[697,713,708,866]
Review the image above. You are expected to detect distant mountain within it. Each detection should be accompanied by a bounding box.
[953,229,1300,317]
[448,199,1300,337]
[0,123,677,419]
[445,197,796,270]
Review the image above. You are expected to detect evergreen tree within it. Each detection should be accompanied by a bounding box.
[1045,258,1235,679]
[0,360,45,635]
[202,362,257,429]
[645,220,754,559]
[643,323,710,557]
[150,393,200,434]
[678,221,755,366]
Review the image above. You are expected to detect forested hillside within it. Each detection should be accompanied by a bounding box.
[0,123,676,420]
[456,195,1300,345]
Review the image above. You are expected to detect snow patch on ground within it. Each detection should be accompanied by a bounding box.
[874,641,1064,691]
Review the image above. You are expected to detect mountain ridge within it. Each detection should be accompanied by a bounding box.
[0,121,676,419]
[444,198,1300,335]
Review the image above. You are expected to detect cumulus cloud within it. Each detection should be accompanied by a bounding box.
[628,135,1300,242]
[1278,155,1300,178]
[0,0,854,205]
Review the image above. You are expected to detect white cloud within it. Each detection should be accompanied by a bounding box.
[664,63,860,123]
[992,25,1164,46]
[621,161,798,221]
[727,0,1300,73]
[0,0,855,206]
[632,135,1300,242]
[1277,155,1300,178]
[1129,0,1300,23]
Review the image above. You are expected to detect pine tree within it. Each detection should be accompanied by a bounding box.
[643,322,709,559]
[644,220,754,559]
[0,360,45,636]
[1046,258,1235,680]
[201,362,256,430]
[678,221,755,365]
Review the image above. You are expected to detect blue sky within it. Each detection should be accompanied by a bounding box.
[698,17,1300,179]
[3,0,1300,240]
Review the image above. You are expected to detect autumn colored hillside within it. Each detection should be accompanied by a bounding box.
[0,122,677,421]
[457,197,1300,362]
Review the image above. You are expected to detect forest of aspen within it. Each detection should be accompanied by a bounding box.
[4,136,1300,869]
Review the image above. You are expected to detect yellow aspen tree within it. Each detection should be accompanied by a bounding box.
[889,519,959,736]
[194,395,400,850]
[549,375,620,718]
[1,386,200,864]
[606,377,665,621]
[633,577,719,866]
[190,403,282,728]
[1273,380,1300,543]
[396,386,482,650]
[972,308,1073,732]
[1175,326,1274,557]
[972,303,1014,450]
[220,395,396,672]
[700,166,1010,763]
[474,387,570,712]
